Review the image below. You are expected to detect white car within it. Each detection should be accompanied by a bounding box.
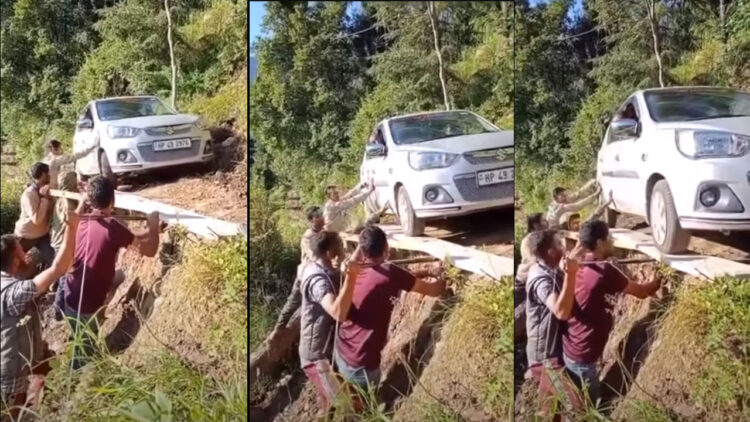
[73,96,213,177]
[360,110,514,236]
[597,87,750,253]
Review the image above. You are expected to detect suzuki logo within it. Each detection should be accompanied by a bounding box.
[496,149,506,161]
[166,127,174,135]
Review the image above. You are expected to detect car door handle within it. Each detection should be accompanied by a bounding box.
[615,154,619,162]
[641,153,647,161]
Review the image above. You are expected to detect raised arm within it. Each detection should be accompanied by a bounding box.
[129,212,160,257]
[623,277,661,299]
[32,199,84,294]
[54,143,98,167]
[543,258,579,321]
[320,264,359,322]
[336,185,373,211]
[569,179,596,201]
[560,190,599,214]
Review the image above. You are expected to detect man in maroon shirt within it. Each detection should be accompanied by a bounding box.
[562,220,661,406]
[335,225,445,394]
[61,176,160,369]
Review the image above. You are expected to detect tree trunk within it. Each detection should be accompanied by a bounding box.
[427,2,450,110]
[647,0,665,88]
[719,0,727,43]
[165,0,177,108]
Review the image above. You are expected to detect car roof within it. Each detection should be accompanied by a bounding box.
[635,86,745,95]
[93,95,158,102]
[383,109,476,122]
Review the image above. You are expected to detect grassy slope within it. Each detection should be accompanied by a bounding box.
[612,277,749,421]
[38,237,248,421]
[394,280,514,421]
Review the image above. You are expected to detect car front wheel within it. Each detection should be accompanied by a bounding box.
[397,186,425,236]
[649,180,690,254]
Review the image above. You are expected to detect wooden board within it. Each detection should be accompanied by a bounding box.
[341,224,514,280]
[562,228,750,279]
[51,189,247,240]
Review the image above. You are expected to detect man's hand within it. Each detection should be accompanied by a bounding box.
[39,185,51,197]
[147,211,160,230]
[75,193,89,215]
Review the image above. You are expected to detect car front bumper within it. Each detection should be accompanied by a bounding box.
[405,165,515,220]
[103,134,213,174]
[672,163,750,232]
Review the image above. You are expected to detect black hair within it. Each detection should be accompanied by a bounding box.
[0,234,19,272]
[569,213,581,220]
[46,139,61,150]
[526,230,558,260]
[526,213,544,232]
[359,225,387,258]
[87,176,115,209]
[306,206,323,222]
[552,187,566,198]
[579,220,609,251]
[310,231,339,259]
[29,162,50,180]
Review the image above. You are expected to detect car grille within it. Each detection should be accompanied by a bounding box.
[137,139,201,162]
[453,173,514,202]
[144,124,193,136]
[462,147,513,165]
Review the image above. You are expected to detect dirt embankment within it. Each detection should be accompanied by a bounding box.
[251,248,512,422]
[515,256,749,421]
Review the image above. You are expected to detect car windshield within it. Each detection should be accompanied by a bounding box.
[96,97,176,121]
[388,111,498,145]
[644,89,750,122]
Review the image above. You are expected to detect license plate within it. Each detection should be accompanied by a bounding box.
[153,138,191,151]
[477,168,513,186]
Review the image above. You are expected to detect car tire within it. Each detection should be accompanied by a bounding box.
[364,192,380,216]
[649,180,690,254]
[397,185,425,236]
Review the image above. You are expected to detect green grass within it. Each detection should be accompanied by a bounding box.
[0,175,24,235]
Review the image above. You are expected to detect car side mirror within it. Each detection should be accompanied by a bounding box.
[77,118,93,130]
[365,143,386,158]
[610,118,639,139]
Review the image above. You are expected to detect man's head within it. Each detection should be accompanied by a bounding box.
[29,162,50,186]
[325,185,340,202]
[553,187,569,203]
[527,229,564,267]
[87,176,115,211]
[0,235,26,275]
[359,225,389,262]
[310,231,341,263]
[568,213,582,232]
[579,220,613,258]
[526,213,547,233]
[45,139,63,156]
[306,206,325,231]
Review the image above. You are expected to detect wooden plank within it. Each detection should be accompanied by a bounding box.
[341,224,513,280]
[50,189,247,240]
[562,229,750,279]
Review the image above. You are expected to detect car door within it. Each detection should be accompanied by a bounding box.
[73,104,99,176]
[612,97,647,214]
[361,123,388,211]
[599,97,642,214]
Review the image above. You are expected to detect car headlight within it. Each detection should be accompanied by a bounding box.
[408,152,458,170]
[107,126,140,138]
[676,130,750,159]
[193,117,208,131]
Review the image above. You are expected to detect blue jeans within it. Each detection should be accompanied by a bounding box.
[334,350,381,391]
[563,354,601,406]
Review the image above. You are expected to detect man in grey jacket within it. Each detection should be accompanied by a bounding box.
[298,231,360,416]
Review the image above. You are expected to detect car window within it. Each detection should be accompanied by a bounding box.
[388,111,497,145]
[369,125,385,146]
[644,89,750,122]
[79,105,92,122]
[608,97,640,144]
[96,97,176,122]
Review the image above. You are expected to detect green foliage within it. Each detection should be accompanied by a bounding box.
[2,0,247,164]
[0,175,24,235]
[517,0,750,204]
[252,1,514,201]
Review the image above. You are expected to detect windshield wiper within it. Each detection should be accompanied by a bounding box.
[685,114,749,121]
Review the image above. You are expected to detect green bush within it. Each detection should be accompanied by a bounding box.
[0,177,24,235]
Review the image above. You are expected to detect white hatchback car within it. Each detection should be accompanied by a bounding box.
[73,96,213,177]
[360,110,514,236]
[597,87,750,253]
